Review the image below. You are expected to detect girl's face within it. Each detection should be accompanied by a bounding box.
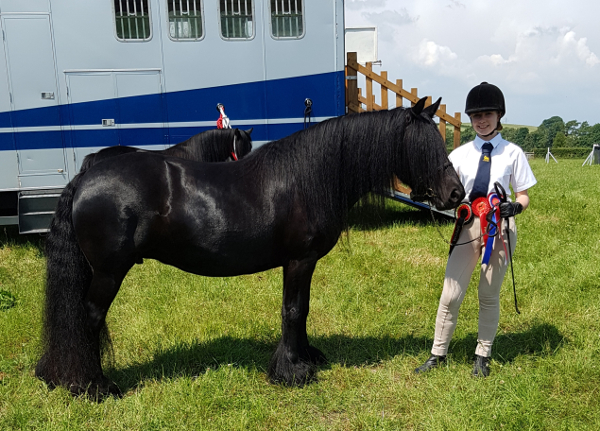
[469,111,500,139]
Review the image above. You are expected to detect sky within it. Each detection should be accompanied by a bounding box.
[344,0,600,127]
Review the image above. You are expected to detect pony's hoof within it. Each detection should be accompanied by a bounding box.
[268,357,315,387]
[306,345,327,366]
[69,378,122,401]
[268,344,326,387]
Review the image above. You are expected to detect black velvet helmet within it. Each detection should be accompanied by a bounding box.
[465,82,505,117]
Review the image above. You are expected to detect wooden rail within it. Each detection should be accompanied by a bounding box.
[345,52,462,149]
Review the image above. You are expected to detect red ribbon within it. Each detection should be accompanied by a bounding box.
[471,196,491,242]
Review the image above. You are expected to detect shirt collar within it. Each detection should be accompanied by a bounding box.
[474,133,503,150]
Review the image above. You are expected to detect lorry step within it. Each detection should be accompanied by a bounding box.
[18,190,63,234]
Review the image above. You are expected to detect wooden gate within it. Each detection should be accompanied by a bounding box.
[345,52,462,149]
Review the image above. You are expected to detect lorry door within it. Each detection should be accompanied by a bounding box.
[66,72,120,172]
[2,14,67,188]
[66,70,165,172]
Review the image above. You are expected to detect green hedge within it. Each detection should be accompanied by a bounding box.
[531,147,591,159]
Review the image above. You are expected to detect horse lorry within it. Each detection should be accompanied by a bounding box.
[0,0,345,233]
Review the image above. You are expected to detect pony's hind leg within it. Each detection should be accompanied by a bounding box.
[63,266,131,399]
[268,259,326,386]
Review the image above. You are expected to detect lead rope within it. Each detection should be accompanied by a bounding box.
[427,203,497,248]
[303,98,312,129]
[504,212,520,314]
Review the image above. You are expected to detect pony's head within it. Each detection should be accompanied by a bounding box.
[395,97,464,211]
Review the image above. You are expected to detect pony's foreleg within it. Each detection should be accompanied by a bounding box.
[268,259,326,386]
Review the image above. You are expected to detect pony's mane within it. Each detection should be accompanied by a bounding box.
[248,107,447,230]
[171,128,252,162]
[79,128,252,173]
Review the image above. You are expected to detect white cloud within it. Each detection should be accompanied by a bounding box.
[362,9,418,27]
[344,0,600,125]
[415,39,458,67]
[560,31,599,66]
[346,0,387,11]
[446,0,466,9]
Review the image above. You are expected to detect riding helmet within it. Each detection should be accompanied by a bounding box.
[465,82,505,130]
[465,82,505,116]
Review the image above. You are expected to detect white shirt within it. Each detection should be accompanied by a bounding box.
[448,133,537,202]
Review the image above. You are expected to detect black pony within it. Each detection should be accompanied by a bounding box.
[36,98,464,398]
[80,127,253,171]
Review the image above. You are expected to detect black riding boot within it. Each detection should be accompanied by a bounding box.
[472,354,491,377]
[414,354,446,373]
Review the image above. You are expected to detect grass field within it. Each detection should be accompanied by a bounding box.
[1,159,599,430]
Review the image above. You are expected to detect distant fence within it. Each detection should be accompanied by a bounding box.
[534,147,592,159]
[345,52,462,149]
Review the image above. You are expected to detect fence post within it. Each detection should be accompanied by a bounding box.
[453,112,461,149]
[396,79,403,108]
[411,88,418,106]
[365,62,373,111]
[439,104,447,143]
[346,52,359,113]
[380,71,388,110]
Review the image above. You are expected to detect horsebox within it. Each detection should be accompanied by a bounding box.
[0,0,345,233]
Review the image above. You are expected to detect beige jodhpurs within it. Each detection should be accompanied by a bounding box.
[431,216,517,358]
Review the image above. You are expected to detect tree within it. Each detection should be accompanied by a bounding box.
[523,129,545,150]
[502,127,530,148]
[552,132,568,148]
[538,116,565,148]
[565,120,580,136]
[460,127,476,145]
[514,127,530,146]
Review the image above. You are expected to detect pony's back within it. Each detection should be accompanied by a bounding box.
[80,146,139,172]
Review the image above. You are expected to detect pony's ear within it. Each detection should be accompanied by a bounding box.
[245,127,253,136]
[411,97,428,116]
[422,97,442,119]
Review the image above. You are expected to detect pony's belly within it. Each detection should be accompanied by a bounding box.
[148,242,283,278]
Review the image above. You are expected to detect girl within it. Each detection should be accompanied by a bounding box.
[415,82,537,377]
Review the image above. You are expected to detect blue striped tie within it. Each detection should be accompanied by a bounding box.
[469,143,493,201]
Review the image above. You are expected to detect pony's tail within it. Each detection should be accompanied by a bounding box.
[35,173,102,390]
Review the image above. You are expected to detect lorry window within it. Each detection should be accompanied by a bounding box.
[270,0,303,39]
[219,0,254,40]
[114,0,152,40]
[168,0,204,40]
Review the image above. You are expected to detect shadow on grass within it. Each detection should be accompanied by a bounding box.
[447,321,567,364]
[108,322,565,394]
[0,225,45,250]
[348,200,454,231]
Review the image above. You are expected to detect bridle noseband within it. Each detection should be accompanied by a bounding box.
[409,162,453,203]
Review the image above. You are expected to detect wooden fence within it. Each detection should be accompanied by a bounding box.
[345,52,462,149]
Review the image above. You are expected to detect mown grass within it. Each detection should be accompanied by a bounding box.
[1,159,599,430]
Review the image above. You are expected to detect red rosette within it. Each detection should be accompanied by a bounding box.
[471,196,491,239]
[455,202,472,223]
[471,197,490,218]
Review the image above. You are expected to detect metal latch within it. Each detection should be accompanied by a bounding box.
[41,92,55,100]
[102,119,115,127]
